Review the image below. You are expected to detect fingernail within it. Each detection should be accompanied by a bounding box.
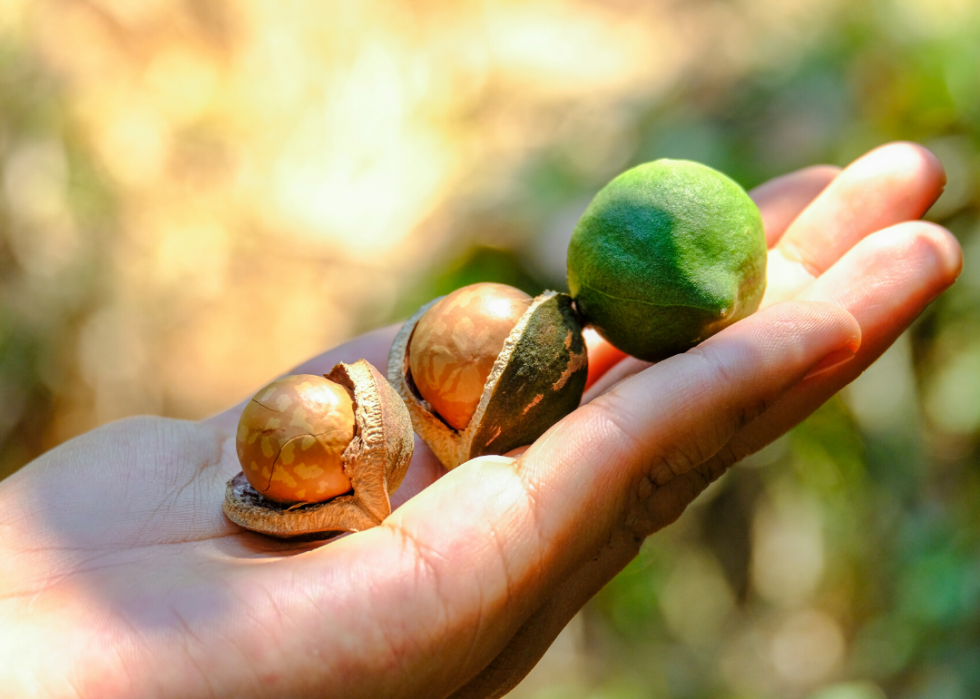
[804,347,856,381]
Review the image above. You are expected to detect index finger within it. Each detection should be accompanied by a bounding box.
[749,164,840,246]
[775,141,945,277]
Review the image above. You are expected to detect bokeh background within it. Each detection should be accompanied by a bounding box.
[1,0,978,697]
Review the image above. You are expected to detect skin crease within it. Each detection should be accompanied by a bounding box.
[0,142,962,699]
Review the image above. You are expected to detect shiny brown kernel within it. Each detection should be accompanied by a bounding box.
[409,282,532,430]
[390,289,588,470]
[236,374,355,504]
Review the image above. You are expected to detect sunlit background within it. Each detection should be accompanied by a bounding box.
[1,0,979,697]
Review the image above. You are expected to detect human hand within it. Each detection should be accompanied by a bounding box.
[0,143,959,699]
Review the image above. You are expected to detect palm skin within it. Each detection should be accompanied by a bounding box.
[0,143,961,699]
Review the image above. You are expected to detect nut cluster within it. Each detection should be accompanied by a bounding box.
[224,158,760,537]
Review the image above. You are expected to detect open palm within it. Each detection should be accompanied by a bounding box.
[0,143,960,699]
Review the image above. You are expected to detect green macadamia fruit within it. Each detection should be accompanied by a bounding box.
[567,159,767,361]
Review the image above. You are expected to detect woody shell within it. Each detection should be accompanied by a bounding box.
[388,290,588,470]
[222,359,414,538]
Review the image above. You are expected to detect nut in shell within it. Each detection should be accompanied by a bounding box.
[409,283,533,431]
[236,374,355,504]
[389,289,588,470]
[222,359,414,538]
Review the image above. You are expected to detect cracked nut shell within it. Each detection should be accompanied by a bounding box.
[389,289,588,470]
[222,359,414,537]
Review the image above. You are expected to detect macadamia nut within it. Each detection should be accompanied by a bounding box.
[409,282,532,430]
[236,374,355,504]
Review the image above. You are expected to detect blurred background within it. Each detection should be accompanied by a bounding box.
[0,0,978,697]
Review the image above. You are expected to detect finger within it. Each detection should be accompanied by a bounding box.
[766,143,945,306]
[203,323,400,435]
[583,327,628,390]
[523,301,857,542]
[287,301,859,696]
[583,354,650,400]
[704,219,961,467]
[749,164,841,247]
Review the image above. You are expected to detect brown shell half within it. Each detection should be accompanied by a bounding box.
[389,290,587,470]
[222,359,414,537]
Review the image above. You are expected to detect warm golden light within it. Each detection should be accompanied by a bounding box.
[2,2,979,697]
